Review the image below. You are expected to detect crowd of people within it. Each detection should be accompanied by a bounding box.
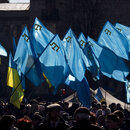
[0,98,129,130]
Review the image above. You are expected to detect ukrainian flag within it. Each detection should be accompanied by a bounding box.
[95,87,105,102]
[7,52,24,109]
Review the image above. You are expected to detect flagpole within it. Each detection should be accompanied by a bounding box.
[48,84,51,102]
[124,103,126,109]
[105,90,106,102]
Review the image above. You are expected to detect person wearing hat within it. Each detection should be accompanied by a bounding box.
[38,103,69,130]
[67,107,103,130]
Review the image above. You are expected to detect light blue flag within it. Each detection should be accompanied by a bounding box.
[115,23,130,56]
[13,36,26,89]
[65,75,90,108]
[14,26,44,87]
[0,43,7,57]
[78,33,88,49]
[39,34,69,92]
[30,17,54,55]
[87,36,129,82]
[9,52,17,69]
[95,87,105,102]
[62,28,90,82]
[98,21,129,60]
[125,81,130,103]
[12,37,25,89]
[78,33,100,80]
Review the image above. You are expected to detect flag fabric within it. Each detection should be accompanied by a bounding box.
[0,42,7,57]
[65,75,90,108]
[88,36,129,82]
[78,33,88,49]
[78,33,100,80]
[7,52,19,88]
[14,26,44,87]
[95,87,105,102]
[115,23,130,52]
[65,74,77,90]
[30,17,54,88]
[62,28,89,82]
[39,34,69,92]
[98,21,129,60]
[10,89,24,109]
[125,81,130,103]
[30,17,54,55]
[7,52,24,109]
[13,34,26,89]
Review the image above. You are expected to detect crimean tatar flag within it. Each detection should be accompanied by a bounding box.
[98,21,129,60]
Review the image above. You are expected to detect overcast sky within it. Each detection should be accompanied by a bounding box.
[9,0,30,3]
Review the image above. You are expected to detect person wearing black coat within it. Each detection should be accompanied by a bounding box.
[38,103,69,130]
[67,107,103,130]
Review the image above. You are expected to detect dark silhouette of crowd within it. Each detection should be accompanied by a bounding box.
[0,98,129,130]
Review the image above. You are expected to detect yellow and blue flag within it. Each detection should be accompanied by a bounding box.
[30,17,54,55]
[7,52,24,109]
[98,21,129,60]
[95,87,105,102]
[88,36,129,82]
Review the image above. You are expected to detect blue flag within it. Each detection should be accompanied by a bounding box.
[62,28,89,82]
[0,42,7,57]
[125,81,130,103]
[115,23,130,52]
[65,75,90,108]
[98,21,129,60]
[13,37,25,90]
[88,36,129,82]
[39,34,69,91]
[78,33,100,80]
[95,87,105,102]
[14,26,44,87]
[30,17,54,55]
[78,33,88,49]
